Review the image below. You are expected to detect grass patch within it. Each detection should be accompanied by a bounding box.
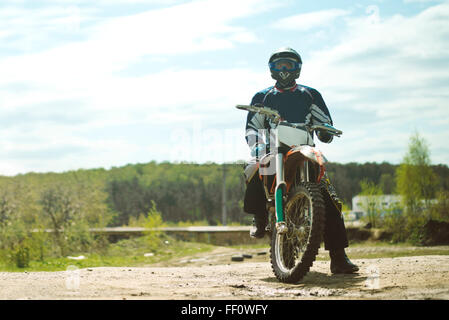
[0,235,214,272]
[348,240,415,248]
[2,237,448,272]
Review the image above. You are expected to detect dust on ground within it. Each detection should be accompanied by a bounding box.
[1,245,448,300]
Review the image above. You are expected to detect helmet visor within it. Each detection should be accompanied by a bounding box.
[269,58,301,72]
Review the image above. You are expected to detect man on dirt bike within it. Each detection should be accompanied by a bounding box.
[243,47,359,274]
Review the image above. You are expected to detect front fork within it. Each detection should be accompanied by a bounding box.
[274,157,311,234]
[273,128,289,234]
[274,152,288,234]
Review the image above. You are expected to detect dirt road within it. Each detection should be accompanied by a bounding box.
[1,246,448,300]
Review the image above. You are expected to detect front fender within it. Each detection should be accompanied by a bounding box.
[285,145,327,182]
[291,145,327,167]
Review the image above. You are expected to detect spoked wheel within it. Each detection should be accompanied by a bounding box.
[270,182,325,283]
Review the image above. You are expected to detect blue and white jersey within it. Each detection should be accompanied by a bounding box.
[245,84,333,147]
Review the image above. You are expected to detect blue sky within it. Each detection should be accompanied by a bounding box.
[1,0,449,175]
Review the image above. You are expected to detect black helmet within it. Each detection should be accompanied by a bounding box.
[268,47,302,87]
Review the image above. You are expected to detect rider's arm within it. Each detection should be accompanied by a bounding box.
[245,92,268,148]
[307,89,334,143]
[308,88,333,125]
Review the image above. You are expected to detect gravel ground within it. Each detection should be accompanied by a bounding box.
[1,246,448,300]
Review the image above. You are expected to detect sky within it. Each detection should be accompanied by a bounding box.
[1,0,449,176]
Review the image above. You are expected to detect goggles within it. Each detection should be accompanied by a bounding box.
[269,58,301,72]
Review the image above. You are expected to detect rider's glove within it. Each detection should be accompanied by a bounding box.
[317,130,333,143]
[250,143,266,158]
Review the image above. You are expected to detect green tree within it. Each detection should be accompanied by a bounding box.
[143,201,166,251]
[396,132,438,214]
[429,191,449,222]
[395,132,439,244]
[0,190,15,250]
[379,173,395,194]
[0,183,37,267]
[39,183,95,256]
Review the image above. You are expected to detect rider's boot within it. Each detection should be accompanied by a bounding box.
[329,248,359,274]
[250,213,268,238]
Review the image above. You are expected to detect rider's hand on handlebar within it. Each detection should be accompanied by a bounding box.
[317,130,333,143]
[250,143,266,157]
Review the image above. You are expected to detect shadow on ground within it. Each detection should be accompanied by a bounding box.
[261,271,366,289]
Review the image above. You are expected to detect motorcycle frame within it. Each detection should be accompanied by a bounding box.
[262,129,326,234]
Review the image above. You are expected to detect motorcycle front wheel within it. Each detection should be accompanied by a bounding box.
[270,182,325,283]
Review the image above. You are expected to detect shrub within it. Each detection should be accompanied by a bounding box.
[143,201,166,252]
[429,191,449,222]
[15,244,30,268]
[381,209,408,243]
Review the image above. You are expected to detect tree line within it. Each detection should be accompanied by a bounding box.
[1,159,448,229]
[1,131,449,266]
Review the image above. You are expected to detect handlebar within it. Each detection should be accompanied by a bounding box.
[310,124,342,137]
[235,104,343,137]
[236,104,281,123]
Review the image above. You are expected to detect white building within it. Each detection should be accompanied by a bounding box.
[351,194,403,218]
[347,194,438,221]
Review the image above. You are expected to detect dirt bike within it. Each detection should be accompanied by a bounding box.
[236,104,343,283]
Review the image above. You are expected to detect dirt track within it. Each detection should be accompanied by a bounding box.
[1,246,448,300]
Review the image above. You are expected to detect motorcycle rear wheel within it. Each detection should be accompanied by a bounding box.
[270,182,325,283]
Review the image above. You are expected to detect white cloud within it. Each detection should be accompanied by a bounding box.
[0,5,96,51]
[403,0,446,3]
[1,0,449,174]
[0,0,275,113]
[272,8,349,31]
[0,0,274,83]
[42,0,182,4]
[0,0,276,174]
[300,3,449,165]
[0,0,278,174]
[0,62,268,174]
